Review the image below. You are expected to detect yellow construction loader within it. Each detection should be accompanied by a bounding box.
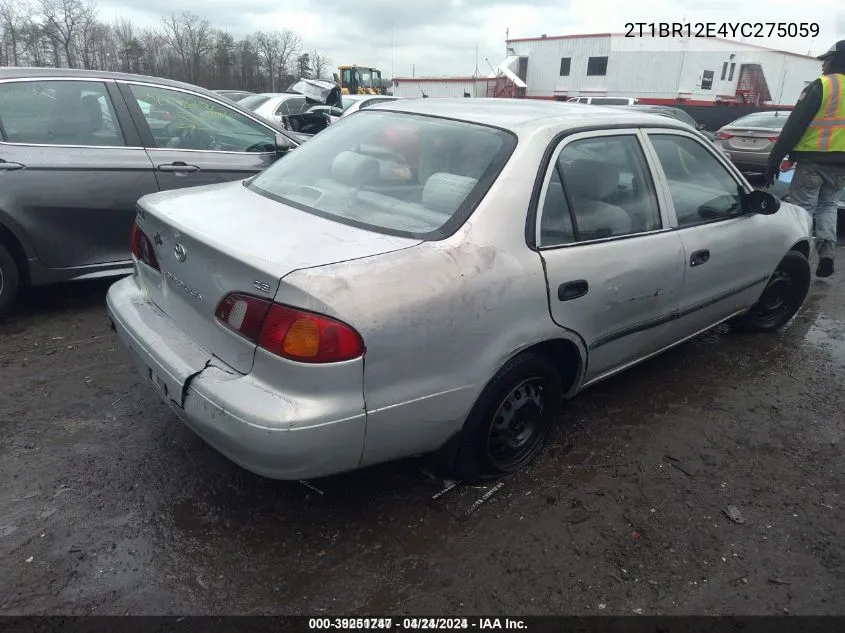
[336,65,387,95]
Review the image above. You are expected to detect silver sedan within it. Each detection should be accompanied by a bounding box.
[106,99,814,482]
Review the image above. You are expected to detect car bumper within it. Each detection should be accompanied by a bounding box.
[106,275,367,480]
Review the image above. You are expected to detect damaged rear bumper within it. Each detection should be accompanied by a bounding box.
[106,275,367,480]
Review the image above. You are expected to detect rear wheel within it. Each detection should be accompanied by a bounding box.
[452,352,563,483]
[730,250,811,333]
[0,244,21,318]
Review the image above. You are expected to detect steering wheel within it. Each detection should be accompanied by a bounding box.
[165,122,215,150]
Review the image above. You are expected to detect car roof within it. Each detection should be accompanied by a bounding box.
[0,66,221,95]
[365,98,690,132]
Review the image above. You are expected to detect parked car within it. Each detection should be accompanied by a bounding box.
[213,90,255,102]
[240,92,316,126]
[714,110,790,174]
[106,99,813,483]
[0,68,305,316]
[568,96,639,105]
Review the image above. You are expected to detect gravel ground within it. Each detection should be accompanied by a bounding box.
[1,251,843,616]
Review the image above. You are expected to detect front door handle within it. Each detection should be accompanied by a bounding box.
[0,160,25,171]
[157,162,200,173]
[690,249,710,267]
[558,279,589,301]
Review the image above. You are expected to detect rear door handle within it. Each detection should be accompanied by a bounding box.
[558,279,589,301]
[0,160,24,171]
[157,162,200,173]
[690,249,710,267]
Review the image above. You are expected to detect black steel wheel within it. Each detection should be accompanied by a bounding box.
[0,244,20,319]
[730,250,811,333]
[452,352,562,483]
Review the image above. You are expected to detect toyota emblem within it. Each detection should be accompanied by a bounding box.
[174,243,187,262]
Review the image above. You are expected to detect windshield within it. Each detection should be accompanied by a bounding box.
[728,112,789,129]
[247,111,516,239]
[239,95,273,110]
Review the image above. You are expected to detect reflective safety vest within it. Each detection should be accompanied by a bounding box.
[793,73,845,152]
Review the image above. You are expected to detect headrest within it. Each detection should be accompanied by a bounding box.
[422,173,478,214]
[331,151,380,187]
[565,159,620,200]
[80,95,103,127]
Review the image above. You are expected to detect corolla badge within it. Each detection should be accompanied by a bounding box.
[174,243,187,262]
[166,271,203,302]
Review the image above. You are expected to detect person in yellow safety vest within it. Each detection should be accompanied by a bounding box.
[766,40,845,278]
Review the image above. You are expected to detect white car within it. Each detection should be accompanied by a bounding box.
[240,93,313,125]
[322,95,403,125]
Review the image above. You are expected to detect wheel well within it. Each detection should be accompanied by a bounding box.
[0,223,29,285]
[521,338,582,394]
[790,240,810,259]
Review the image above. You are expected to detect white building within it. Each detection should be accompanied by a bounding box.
[501,33,822,107]
[390,76,489,99]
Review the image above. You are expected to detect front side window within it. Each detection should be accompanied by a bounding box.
[539,135,661,247]
[248,111,516,239]
[128,84,274,152]
[0,80,125,147]
[648,134,743,227]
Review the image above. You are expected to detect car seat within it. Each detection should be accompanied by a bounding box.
[563,159,632,237]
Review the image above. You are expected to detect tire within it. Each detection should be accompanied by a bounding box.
[451,352,563,483]
[730,250,811,333]
[0,244,21,319]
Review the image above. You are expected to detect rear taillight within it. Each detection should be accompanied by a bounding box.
[215,293,365,363]
[715,131,733,140]
[130,221,159,271]
[767,136,779,143]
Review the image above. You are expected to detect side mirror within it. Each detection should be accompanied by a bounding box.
[274,133,294,155]
[745,189,780,215]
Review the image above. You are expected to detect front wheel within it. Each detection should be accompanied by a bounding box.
[0,244,21,319]
[451,352,563,483]
[730,250,811,333]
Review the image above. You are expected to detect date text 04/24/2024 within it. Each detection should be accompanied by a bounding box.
[625,22,820,39]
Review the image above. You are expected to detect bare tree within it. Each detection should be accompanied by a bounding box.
[39,0,95,67]
[254,31,282,91]
[19,19,48,66]
[0,0,33,66]
[114,18,143,73]
[276,29,301,84]
[310,49,331,80]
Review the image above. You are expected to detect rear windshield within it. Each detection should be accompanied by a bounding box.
[247,111,516,239]
[239,95,272,110]
[729,112,789,129]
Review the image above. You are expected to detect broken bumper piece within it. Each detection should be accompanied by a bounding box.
[106,275,367,480]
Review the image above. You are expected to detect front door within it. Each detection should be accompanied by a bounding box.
[643,130,784,338]
[536,130,686,383]
[0,78,157,269]
[118,82,279,191]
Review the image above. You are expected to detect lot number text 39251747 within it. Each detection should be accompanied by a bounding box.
[625,22,820,39]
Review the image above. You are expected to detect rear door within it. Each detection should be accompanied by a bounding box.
[642,129,783,338]
[0,77,157,270]
[118,81,280,191]
[536,129,686,383]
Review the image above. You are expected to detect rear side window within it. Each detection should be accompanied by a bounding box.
[248,111,516,240]
[539,135,662,246]
[0,80,125,146]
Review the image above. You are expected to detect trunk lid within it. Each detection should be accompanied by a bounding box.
[134,180,421,374]
[722,126,780,152]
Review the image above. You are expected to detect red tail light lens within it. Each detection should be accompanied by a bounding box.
[715,131,734,140]
[130,221,159,271]
[767,136,779,143]
[215,294,365,364]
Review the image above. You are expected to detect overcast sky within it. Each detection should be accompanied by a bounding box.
[97,0,845,78]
